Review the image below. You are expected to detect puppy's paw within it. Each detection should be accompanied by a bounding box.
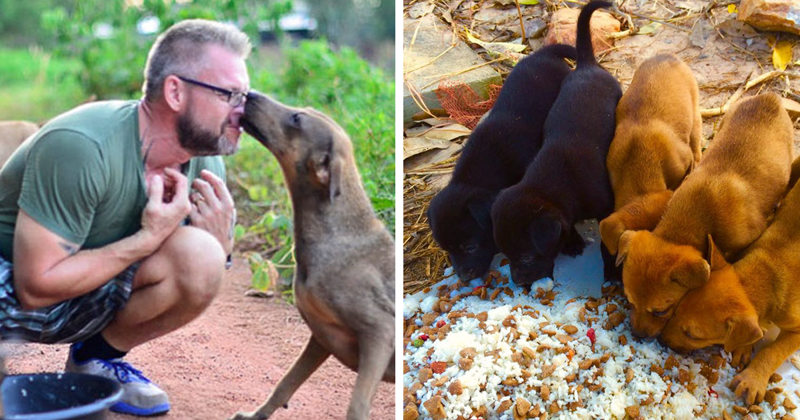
[731,345,753,369]
[230,412,267,420]
[731,369,767,406]
[562,232,586,257]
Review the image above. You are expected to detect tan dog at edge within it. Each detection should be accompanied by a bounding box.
[660,177,800,405]
[232,91,395,420]
[600,54,702,255]
[616,93,793,338]
[0,121,38,168]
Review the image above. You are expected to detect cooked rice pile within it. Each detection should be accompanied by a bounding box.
[403,269,800,420]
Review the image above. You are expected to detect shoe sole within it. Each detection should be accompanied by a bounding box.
[111,401,170,417]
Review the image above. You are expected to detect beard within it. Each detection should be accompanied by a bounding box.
[177,103,238,156]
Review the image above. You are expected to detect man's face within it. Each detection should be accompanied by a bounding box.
[178,44,249,156]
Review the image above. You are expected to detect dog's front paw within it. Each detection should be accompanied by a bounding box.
[230,411,267,420]
[731,368,768,405]
[562,232,586,257]
[731,345,753,369]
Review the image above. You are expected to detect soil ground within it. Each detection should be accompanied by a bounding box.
[3,258,395,420]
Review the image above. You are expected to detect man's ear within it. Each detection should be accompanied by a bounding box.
[707,234,728,271]
[615,230,634,267]
[724,314,763,353]
[162,75,185,112]
[529,214,562,256]
[669,256,710,290]
[308,147,343,202]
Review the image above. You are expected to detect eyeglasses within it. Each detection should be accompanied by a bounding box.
[176,76,248,108]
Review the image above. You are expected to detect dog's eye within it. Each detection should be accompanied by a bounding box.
[290,113,302,127]
[519,255,534,264]
[684,329,698,340]
[651,308,670,318]
[462,243,478,254]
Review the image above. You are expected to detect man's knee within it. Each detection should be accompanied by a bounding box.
[161,226,226,307]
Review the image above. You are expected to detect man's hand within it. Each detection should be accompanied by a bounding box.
[140,168,192,251]
[188,170,235,255]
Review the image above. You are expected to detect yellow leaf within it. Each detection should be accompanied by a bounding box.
[772,40,793,71]
[727,4,738,13]
[519,0,539,4]
[465,29,527,57]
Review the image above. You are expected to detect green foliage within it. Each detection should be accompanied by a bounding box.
[40,0,290,99]
[0,48,85,122]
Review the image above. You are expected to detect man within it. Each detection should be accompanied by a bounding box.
[0,19,250,416]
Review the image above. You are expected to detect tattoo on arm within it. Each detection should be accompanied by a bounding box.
[58,242,79,256]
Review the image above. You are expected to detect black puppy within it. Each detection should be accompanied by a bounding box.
[491,1,622,287]
[427,44,577,281]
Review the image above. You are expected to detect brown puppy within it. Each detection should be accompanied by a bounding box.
[660,178,800,405]
[617,93,793,338]
[0,121,37,168]
[234,91,394,420]
[599,54,702,255]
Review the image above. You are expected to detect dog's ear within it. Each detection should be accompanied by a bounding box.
[724,314,763,353]
[467,191,494,229]
[615,230,634,267]
[529,214,562,256]
[707,234,728,271]
[669,256,710,290]
[309,145,343,202]
[599,215,624,255]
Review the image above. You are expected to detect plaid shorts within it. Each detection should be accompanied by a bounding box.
[0,255,138,344]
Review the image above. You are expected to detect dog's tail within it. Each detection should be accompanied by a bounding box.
[576,1,613,67]
[541,43,577,61]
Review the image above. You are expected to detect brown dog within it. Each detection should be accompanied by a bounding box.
[233,91,394,420]
[617,93,793,338]
[599,54,702,255]
[660,178,800,405]
[0,121,37,168]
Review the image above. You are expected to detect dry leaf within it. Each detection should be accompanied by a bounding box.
[716,20,759,38]
[519,0,539,4]
[782,98,800,119]
[408,1,435,19]
[772,40,793,71]
[689,18,712,48]
[404,142,463,171]
[465,29,527,57]
[637,22,661,35]
[404,137,452,160]
[422,124,472,141]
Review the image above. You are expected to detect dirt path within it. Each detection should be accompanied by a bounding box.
[4,258,395,420]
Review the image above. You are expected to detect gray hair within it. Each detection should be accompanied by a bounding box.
[143,19,251,102]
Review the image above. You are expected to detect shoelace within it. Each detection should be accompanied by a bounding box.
[98,359,151,384]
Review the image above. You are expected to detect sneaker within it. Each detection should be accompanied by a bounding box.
[66,344,170,416]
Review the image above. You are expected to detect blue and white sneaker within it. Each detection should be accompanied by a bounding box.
[66,345,170,416]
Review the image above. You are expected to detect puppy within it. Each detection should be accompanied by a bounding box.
[617,93,794,338]
[491,1,622,287]
[599,54,702,255]
[0,121,37,168]
[234,91,394,420]
[660,178,800,405]
[427,43,576,281]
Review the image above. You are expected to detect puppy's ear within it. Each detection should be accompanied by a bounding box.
[707,234,728,271]
[529,214,562,256]
[615,230,634,267]
[309,147,343,202]
[467,191,494,229]
[669,257,710,290]
[724,314,763,353]
[599,215,624,255]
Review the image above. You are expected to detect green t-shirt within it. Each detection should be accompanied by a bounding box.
[0,100,225,261]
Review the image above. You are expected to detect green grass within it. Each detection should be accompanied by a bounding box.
[0,48,87,122]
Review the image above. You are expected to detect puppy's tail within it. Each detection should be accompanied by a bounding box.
[576,1,613,67]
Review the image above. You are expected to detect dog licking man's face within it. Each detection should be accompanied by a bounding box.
[428,185,497,281]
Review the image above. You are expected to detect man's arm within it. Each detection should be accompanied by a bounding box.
[13,169,191,310]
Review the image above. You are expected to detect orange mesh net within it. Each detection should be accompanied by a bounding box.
[436,80,502,129]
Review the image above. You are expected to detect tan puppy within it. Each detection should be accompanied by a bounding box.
[660,178,800,405]
[0,121,37,168]
[600,54,702,255]
[617,94,793,338]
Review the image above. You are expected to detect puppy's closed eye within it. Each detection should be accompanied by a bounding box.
[650,308,670,318]
[461,243,478,254]
[684,328,699,340]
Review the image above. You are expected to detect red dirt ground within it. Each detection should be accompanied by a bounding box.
[4,258,395,420]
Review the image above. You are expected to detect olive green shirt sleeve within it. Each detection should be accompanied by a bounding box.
[18,130,107,245]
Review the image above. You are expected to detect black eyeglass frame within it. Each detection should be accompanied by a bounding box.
[176,75,248,107]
